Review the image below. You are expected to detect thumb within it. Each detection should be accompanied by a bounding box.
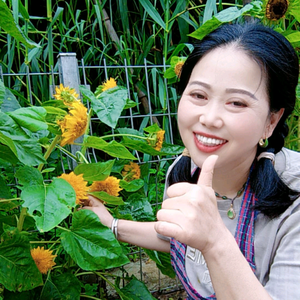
[197,155,218,187]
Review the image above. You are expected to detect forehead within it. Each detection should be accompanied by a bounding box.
[190,46,266,94]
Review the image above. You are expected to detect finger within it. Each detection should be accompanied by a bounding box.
[197,155,218,187]
[88,195,103,207]
[154,220,182,239]
[167,182,195,198]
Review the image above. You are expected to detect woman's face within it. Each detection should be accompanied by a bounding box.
[178,46,282,172]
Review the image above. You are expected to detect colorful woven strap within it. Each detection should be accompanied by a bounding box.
[170,175,257,299]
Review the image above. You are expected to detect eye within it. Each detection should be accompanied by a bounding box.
[229,101,247,108]
[190,93,207,100]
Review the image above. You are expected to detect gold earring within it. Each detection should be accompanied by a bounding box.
[259,138,268,148]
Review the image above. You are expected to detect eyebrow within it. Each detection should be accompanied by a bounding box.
[225,88,258,100]
[188,81,258,100]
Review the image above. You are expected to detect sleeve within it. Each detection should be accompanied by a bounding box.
[264,200,300,299]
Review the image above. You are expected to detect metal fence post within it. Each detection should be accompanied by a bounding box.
[57,53,83,169]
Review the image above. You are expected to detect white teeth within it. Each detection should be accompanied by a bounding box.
[196,134,226,146]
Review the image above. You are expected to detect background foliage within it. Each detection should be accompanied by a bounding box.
[0,0,299,299]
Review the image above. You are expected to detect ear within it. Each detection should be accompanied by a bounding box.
[265,108,285,138]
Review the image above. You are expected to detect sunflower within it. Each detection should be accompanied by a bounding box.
[31,246,56,274]
[102,78,117,91]
[265,0,289,20]
[154,130,165,151]
[53,83,80,104]
[89,176,122,197]
[174,61,185,78]
[58,172,89,204]
[57,101,88,146]
[122,162,141,181]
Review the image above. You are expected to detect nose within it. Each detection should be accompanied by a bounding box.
[199,102,223,128]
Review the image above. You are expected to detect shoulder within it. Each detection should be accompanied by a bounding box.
[275,147,300,190]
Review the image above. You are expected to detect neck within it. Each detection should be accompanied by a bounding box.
[211,160,252,199]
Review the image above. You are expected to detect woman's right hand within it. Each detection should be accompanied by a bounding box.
[82,195,113,228]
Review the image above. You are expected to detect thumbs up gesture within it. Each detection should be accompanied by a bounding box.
[155,155,226,253]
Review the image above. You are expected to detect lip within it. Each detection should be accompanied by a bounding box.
[194,132,227,153]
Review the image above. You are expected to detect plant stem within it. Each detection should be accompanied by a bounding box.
[30,240,61,243]
[0,198,20,202]
[38,135,61,171]
[17,207,27,232]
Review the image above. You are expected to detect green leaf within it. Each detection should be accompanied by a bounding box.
[120,179,144,192]
[83,136,136,160]
[89,191,124,205]
[121,136,184,156]
[139,0,166,30]
[60,209,129,270]
[124,98,138,109]
[143,249,175,278]
[189,4,256,40]
[118,276,157,300]
[0,112,46,166]
[0,131,18,157]
[74,160,115,181]
[0,226,43,292]
[118,194,155,221]
[1,88,21,112]
[15,166,44,187]
[8,107,48,132]
[0,144,18,165]
[0,80,5,107]
[143,123,162,134]
[0,1,39,49]
[21,178,76,232]
[40,273,81,300]
[80,85,128,128]
[285,31,300,45]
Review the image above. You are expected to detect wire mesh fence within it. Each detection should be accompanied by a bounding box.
[0,54,185,296]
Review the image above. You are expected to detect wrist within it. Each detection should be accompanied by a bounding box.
[110,218,119,239]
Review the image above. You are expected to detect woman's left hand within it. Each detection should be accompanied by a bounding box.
[154,155,227,254]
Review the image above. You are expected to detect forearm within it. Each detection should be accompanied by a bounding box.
[117,219,170,252]
[204,230,272,300]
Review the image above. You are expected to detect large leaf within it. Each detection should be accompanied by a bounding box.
[121,136,184,156]
[0,80,5,107]
[60,209,129,270]
[1,88,21,112]
[21,178,76,232]
[0,144,18,165]
[0,225,43,292]
[118,194,155,222]
[189,3,259,40]
[8,107,48,132]
[0,112,46,166]
[80,85,128,128]
[118,276,157,300]
[39,273,81,300]
[15,165,44,187]
[0,1,39,49]
[74,160,115,181]
[120,179,145,192]
[83,136,136,160]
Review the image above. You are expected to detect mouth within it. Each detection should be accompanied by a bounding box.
[195,133,227,147]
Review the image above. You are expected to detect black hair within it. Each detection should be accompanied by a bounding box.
[168,22,300,219]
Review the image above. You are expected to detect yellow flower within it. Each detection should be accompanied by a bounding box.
[57,101,88,147]
[122,162,141,181]
[154,130,165,151]
[53,83,79,104]
[265,0,289,20]
[58,172,89,204]
[89,176,122,197]
[31,246,56,274]
[102,78,117,91]
[174,61,184,78]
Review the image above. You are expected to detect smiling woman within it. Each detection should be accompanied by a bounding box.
[84,22,300,300]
